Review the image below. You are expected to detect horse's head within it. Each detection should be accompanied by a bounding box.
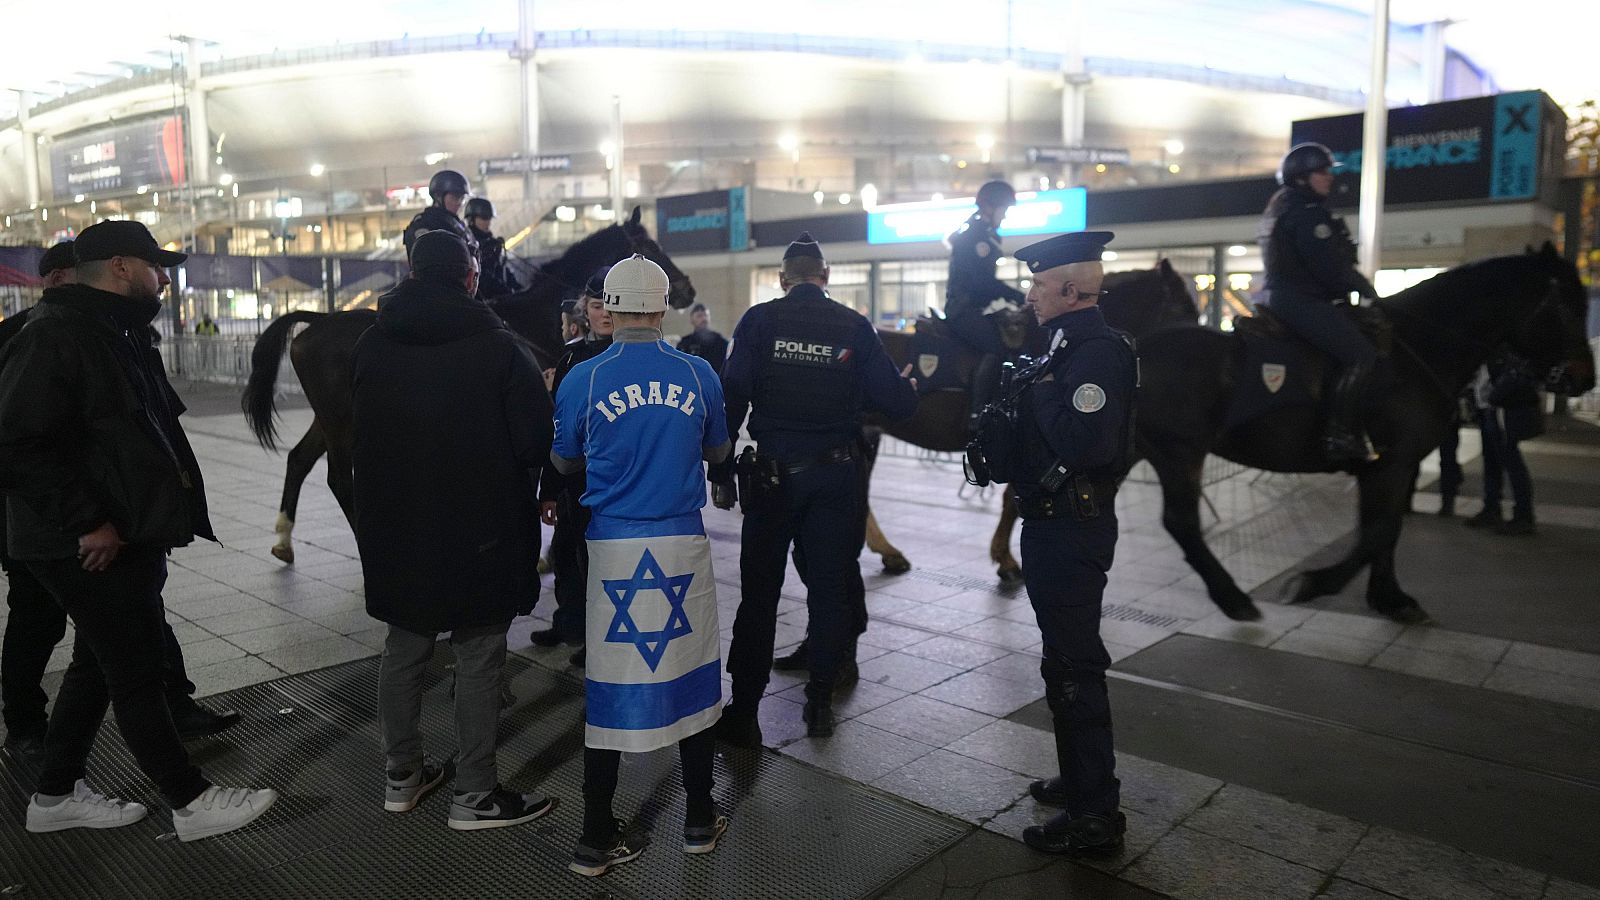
[619,206,696,309]
[1511,243,1596,395]
[1100,259,1199,337]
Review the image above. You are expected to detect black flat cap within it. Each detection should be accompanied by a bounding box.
[75,221,187,267]
[1014,231,1115,273]
[783,232,823,261]
[409,230,474,273]
[584,265,612,298]
[39,240,76,277]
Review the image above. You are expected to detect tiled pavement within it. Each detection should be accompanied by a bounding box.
[3,391,1598,900]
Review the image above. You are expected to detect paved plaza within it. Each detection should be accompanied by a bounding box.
[3,381,1598,899]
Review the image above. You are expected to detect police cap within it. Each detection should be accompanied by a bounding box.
[783,231,823,262]
[584,265,612,298]
[1014,231,1115,273]
[39,240,76,277]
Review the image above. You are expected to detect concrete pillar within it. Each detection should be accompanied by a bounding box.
[1357,0,1390,280]
[15,90,41,207]
[516,0,540,209]
[1058,0,1090,186]
[1421,20,1448,103]
[184,37,211,185]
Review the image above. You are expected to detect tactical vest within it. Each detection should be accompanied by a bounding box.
[752,298,865,436]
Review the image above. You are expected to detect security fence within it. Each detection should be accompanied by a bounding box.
[163,335,303,395]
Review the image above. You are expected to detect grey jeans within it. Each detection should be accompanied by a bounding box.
[379,621,510,793]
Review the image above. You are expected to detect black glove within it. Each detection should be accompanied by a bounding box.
[711,479,737,511]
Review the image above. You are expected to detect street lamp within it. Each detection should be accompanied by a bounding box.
[308,162,325,177]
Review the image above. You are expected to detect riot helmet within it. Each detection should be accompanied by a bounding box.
[1277,143,1340,186]
[464,197,495,221]
[602,254,670,313]
[428,169,471,205]
[976,181,1017,207]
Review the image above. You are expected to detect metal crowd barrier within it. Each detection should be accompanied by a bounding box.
[162,335,303,395]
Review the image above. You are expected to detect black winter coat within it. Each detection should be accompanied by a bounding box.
[0,286,215,559]
[353,277,554,634]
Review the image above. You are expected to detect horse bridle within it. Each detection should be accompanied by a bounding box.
[1380,283,1575,392]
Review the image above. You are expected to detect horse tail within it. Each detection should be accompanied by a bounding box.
[242,311,326,450]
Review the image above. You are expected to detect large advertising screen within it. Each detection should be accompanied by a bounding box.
[867,188,1087,245]
[50,115,188,198]
[1289,91,1558,205]
[656,188,750,253]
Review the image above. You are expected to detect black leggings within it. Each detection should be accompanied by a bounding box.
[582,728,715,844]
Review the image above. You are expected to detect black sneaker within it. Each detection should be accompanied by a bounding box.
[713,708,763,749]
[570,819,646,876]
[3,733,47,771]
[385,757,450,813]
[1463,506,1502,529]
[1497,516,1536,536]
[834,658,860,692]
[803,701,834,738]
[171,701,242,741]
[1028,777,1070,807]
[446,787,557,831]
[683,812,730,854]
[1023,810,1126,855]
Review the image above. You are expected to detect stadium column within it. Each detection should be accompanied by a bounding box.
[185,36,212,187]
[517,0,541,208]
[1356,0,1389,280]
[1059,0,1090,187]
[14,90,40,209]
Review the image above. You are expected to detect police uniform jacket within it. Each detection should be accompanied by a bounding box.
[946,212,1025,320]
[538,334,612,503]
[720,282,917,463]
[403,206,475,260]
[677,328,729,376]
[470,225,522,300]
[1258,185,1376,304]
[1012,305,1137,512]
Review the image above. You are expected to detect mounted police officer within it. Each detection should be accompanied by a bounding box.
[464,197,523,300]
[973,230,1136,856]
[402,169,476,264]
[711,233,917,742]
[947,180,1027,430]
[1257,142,1381,462]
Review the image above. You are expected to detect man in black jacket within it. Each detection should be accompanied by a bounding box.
[1,243,237,772]
[0,221,276,841]
[353,230,558,830]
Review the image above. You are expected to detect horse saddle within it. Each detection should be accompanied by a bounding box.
[908,317,972,395]
[1225,306,1391,429]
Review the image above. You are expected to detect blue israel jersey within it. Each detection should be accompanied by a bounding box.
[553,337,729,534]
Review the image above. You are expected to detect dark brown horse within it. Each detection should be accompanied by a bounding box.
[864,260,1199,582]
[1137,244,1594,624]
[242,208,694,563]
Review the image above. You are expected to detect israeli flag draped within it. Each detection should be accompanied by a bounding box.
[585,520,722,753]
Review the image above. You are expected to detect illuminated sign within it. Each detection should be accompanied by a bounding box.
[656,187,750,253]
[866,188,1087,245]
[50,115,187,198]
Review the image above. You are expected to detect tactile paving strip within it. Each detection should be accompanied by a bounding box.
[1,651,965,900]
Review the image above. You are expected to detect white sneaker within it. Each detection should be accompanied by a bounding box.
[173,786,279,842]
[26,780,148,833]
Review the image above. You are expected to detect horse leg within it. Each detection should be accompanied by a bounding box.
[271,421,329,564]
[864,506,911,575]
[1356,465,1431,623]
[325,444,357,528]
[990,490,1023,585]
[1152,449,1261,621]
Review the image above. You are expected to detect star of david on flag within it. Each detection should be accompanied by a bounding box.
[602,548,695,672]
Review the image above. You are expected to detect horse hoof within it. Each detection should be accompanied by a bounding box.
[537,556,552,576]
[1220,599,1263,622]
[881,555,911,576]
[997,565,1024,586]
[270,545,295,565]
[1283,574,1321,605]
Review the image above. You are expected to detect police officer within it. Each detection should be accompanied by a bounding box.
[464,197,523,300]
[402,169,475,263]
[1007,230,1137,855]
[1257,142,1381,462]
[711,233,918,742]
[530,266,614,666]
[947,180,1027,429]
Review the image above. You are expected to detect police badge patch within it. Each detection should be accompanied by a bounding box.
[1313,223,1332,239]
[1072,384,1106,413]
[1261,363,1286,394]
[917,353,940,378]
